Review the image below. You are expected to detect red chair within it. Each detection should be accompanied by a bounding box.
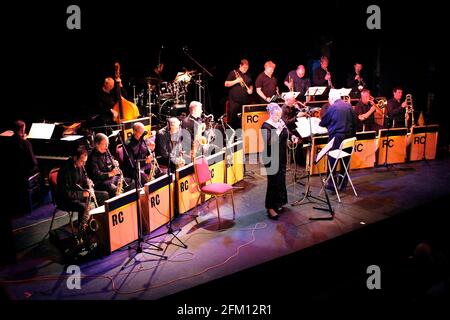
[44,168,76,239]
[193,156,235,227]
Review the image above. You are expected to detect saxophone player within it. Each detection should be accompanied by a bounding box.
[56,147,108,227]
[155,117,188,172]
[86,133,134,198]
[123,122,154,187]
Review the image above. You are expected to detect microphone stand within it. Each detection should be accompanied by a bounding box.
[121,135,167,270]
[149,131,187,249]
[219,116,244,189]
[182,47,213,114]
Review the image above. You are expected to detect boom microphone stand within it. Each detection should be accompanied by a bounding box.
[121,134,167,270]
[182,46,213,114]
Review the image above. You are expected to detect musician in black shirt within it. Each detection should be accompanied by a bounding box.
[354,89,378,132]
[225,59,253,129]
[346,62,367,99]
[312,56,333,101]
[123,122,153,186]
[155,117,188,172]
[386,87,407,128]
[56,147,108,225]
[283,65,311,102]
[86,133,134,198]
[94,77,127,128]
[255,61,279,104]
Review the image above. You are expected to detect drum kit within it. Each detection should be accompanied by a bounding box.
[132,70,197,123]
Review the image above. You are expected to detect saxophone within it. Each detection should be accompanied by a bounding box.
[106,149,124,196]
[78,166,98,244]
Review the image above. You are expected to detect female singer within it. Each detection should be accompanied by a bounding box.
[261,103,289,220]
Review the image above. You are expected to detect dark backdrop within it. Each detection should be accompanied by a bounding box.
[2,0,446,145]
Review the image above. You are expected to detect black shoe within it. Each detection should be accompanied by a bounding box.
[276,207,285,213]
[267,209,279,220]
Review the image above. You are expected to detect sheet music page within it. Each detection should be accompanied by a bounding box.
[315,137,335,163]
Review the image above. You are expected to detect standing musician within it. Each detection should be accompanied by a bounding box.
[312,56,333,100]
[283,65,311,102]
[123,122,154,186]
[346,62,367,98]
[354,89,379,132]
[94,75,128,128]
[281,92,307,137]
[56,147,108,227]
[155,117,188,172]
[386,87,407,128]
[86,133,134,198]
[224,59,253,129]
[255,61,279,104]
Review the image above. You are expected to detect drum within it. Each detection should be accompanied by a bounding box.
[158,99,187,123]
[159,81,173,98]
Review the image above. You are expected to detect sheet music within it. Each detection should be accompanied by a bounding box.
[61,135,83,141]
[281,92,300,100]
[296,117,328,138]
[28,123,55,139]
[315,137,335,163]
[108,130,121,138]
[305,86,326,96]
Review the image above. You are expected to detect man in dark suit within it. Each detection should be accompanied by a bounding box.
[319,90,357,190]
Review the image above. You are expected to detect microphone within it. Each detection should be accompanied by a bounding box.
[140,131,148,140]
[182,46,188,52]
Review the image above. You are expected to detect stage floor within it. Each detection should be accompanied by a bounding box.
[2,158,450,302]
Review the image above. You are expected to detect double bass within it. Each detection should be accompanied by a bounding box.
[113,62,140,123]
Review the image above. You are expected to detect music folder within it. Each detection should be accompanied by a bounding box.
[315,137,335,164]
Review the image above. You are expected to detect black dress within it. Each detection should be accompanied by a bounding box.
[261,121,288,210]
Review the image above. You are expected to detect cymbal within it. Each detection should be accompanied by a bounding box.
[132,77,161,85]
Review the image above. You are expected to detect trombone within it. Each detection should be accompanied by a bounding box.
[369,96,387,109]
[405,94,414,127]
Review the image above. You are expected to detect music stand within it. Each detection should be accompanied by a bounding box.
[148,161,188,249]
[380,114,394,169]
[292,136,334,219]
[305,86,327,101]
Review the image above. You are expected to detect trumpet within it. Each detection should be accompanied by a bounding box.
[325,67,334,88]
[234,70,250,91]
[288,75,294,92]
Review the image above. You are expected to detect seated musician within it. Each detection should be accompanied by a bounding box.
[354,89,378,132]
[155,117,189,172]
[181,100,206,157]
[123,122,154,186]
[86,133,134,198]
[56,146,108,226]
